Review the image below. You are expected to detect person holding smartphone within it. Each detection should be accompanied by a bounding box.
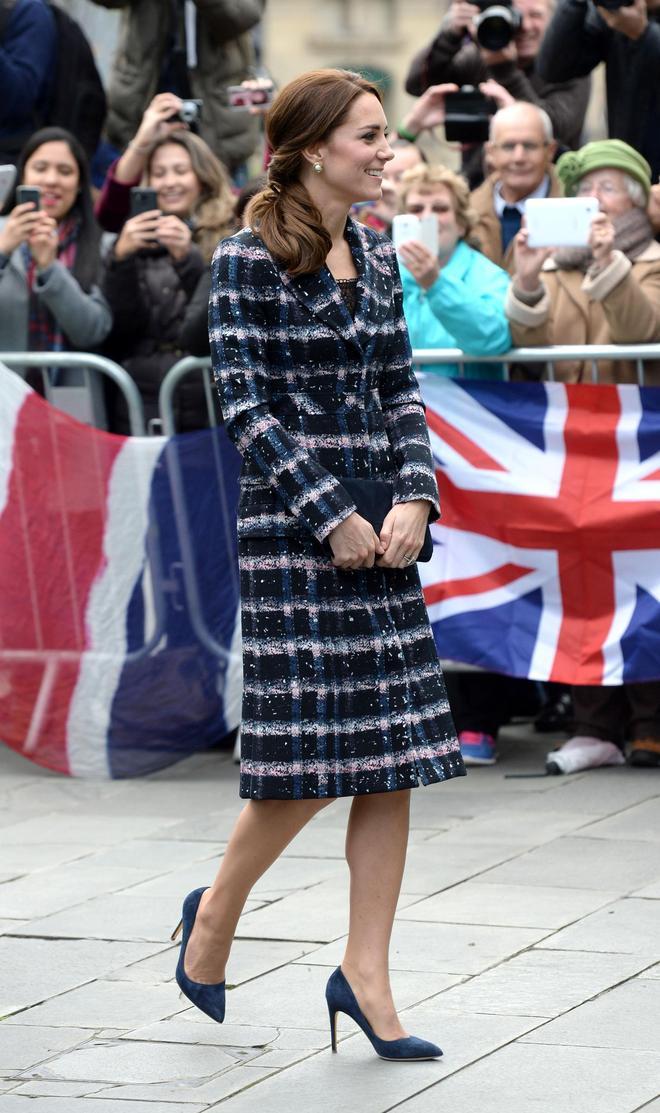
[0,126,111,373]
[100,127,236,433]
[505,138,660,774]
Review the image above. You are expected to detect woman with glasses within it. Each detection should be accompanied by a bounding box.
[506,138,660,776]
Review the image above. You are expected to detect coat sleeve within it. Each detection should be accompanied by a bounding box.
[405,32,482,94]
[195,0,265,42]
[35,264,113,349]
[424,256,511,355]
[0,0,56,121]
[209,237,357,543]
[378,243,441,521]
[537,0,608,81]
[584,252,660,343]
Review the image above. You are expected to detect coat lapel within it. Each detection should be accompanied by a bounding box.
[278,219,392,360]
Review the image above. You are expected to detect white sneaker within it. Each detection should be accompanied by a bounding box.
[546,735,625,775]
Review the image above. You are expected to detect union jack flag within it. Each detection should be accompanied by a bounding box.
[0,363,243,778]
[419,377,660,686]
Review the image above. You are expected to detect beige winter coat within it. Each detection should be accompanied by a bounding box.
[89,0,265,171]
[506,242,660,383]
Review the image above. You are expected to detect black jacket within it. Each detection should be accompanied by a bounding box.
[102,244,217,434]
[537,0,660,181]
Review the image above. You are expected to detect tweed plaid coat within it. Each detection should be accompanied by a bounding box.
[209,218,464,799]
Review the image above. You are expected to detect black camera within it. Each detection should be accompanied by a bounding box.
[474,0,522,51]
[444,86,497,143]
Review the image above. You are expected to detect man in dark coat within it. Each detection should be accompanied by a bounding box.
[537,0,660,183]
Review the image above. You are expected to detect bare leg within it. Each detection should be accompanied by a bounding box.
[184,797,333,983]
[340,789,411,1040]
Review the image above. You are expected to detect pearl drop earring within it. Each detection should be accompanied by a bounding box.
[313,161,323,174]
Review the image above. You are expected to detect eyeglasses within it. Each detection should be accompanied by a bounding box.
[491,141,548,153]
[576,179,626,197]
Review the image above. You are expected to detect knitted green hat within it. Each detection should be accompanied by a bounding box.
[557,140,651,200]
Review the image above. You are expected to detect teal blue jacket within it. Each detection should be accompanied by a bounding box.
[400,239,511,378]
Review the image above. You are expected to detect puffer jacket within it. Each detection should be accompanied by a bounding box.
[505,242,660,383]
[101,243,220,432]
[88,0,265,171]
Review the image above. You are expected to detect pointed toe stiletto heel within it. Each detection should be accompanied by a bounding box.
[171,887,226,1023]
[325,967,442,1061]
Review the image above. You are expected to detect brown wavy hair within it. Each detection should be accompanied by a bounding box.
[247,69,382,275]
[146,131,236,262]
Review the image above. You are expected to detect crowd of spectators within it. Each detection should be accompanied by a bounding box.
[1,0,659,775]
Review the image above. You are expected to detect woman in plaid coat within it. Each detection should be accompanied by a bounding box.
[174,69,465,1060]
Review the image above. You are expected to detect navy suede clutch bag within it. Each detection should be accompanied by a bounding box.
[338,477,433,563]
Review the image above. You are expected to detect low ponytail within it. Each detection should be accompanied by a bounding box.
[246,69,381,276]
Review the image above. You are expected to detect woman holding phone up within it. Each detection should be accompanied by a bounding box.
[0,127,111,370]
[171,69,465,1060]
[99,94,235,432]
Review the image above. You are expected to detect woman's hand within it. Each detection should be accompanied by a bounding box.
[512,225,550,293]
[114,209,161,260]
[398,240,441,290]
[589,211,615,269]
[0,201,41,256]
[376,500,430,569]
[328,512,384,570]
[134,92,186,148]
[27,213,58,270]
[157,214,193,261]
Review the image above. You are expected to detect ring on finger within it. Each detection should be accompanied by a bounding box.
[404,553,415,565]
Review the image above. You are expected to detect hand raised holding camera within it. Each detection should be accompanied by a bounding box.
[0,201,41,256]
[156,214,193,262]
[478,78,515,110]
[27,212,58,270]
[114,210,161,261]
[401,83,459,138]
[588,212,616,269]
[596,0,647,39]
[398,240,441,290]
[446,1,481,33]
[513,224,551,292]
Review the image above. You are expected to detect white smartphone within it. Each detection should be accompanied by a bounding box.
[0,164,16,210]
[392,213,439,256]
[525,197,599,248]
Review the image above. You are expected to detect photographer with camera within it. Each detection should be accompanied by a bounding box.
[88,0,265,176]
[405,0,590,187]
[537,0,660,181]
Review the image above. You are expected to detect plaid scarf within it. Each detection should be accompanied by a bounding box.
[22,216,80,353]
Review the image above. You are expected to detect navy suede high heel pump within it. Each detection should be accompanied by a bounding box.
[325,967,442,1061]
[171,887,226,1023]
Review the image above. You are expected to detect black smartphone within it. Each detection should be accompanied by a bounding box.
[129,187,159,218]
[16,185,41,209]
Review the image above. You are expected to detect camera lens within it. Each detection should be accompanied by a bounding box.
[475,5,519,50]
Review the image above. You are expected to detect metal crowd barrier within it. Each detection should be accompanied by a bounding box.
[0,351,146,436]
[158,345,660,432]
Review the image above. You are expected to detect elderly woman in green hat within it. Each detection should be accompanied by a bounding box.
[505,137,660,777]
[506,138,660,386]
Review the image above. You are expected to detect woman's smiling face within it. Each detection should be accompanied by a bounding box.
[314,92,394,206]
[149,143,202,217]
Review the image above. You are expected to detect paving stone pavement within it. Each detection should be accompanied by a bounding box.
[1,724,659,1113]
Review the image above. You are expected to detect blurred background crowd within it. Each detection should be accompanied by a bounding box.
[2,0,660,776]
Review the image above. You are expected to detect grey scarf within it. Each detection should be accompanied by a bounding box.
[553,207,654,273]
